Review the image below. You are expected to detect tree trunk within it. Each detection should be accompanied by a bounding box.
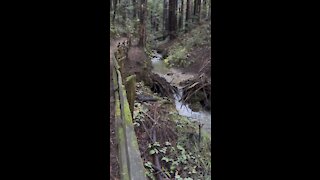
[138,0,147,47]
[123,0,127,27]
[208,0,211,20]
[198,0,201,22]
[202,0,207,20]
[178,0,184,30]
[168,0,177,40]
[112,0,118,24]
[132,0,137,18]
[185,0,190,32]
[193,0,197,20]
[163,0,169,38]
[193,0,201,23]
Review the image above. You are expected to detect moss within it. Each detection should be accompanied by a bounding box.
[125,75,135,83]
[117,126,130,180]
[114,91,130,180]
[131,136,140,149]
[120,85,134,124]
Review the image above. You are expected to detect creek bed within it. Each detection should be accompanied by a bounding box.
[151,50,211,133]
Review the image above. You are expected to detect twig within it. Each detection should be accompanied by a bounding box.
[141,111,158,125]
[141,120,154,143]
[152,129,169,180]
[201,76,210,109]
[198,60,210,74]
[151,164,170,179]
[184,83,210,103]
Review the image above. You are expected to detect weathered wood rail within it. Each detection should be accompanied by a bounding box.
[112,41,146,180]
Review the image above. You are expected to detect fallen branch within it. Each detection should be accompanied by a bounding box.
[152,129,168,180]
[141,111,158,125]
[140,120,154,143]
[198,60,211,74]
[182,83,210,103]
[151,164,170,180]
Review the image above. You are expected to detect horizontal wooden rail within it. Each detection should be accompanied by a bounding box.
[112,50,146,180]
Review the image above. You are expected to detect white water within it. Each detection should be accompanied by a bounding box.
[151,51,211,133]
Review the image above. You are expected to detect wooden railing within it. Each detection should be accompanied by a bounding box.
[112,41,146,180]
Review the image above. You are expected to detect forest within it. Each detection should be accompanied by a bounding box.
[110,0,212,179]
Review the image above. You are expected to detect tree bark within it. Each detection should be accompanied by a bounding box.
[208,0,211,20]
[138,0,147,47]
[203,0,207,20]
[168,0,177,40]
[198,0,201,22]
[185,0,190,32]
[132,0,137,18]
[178,0,184,30]
[163,0,169,38]
[112,0,118,24]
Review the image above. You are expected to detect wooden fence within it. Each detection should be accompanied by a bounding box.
[112,41,146,180]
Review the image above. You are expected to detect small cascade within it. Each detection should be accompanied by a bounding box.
[150,50,211,133]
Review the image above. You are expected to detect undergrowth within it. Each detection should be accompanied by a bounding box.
[164,22,211,68]
[133,81,211,179]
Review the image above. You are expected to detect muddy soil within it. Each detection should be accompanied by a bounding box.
[182,46,211,78]
[123,45,149,81]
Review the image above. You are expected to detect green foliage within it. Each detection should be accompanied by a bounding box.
[165,46,191,68]
[133,102,148,127]
[135,82,211,179]
[144,161,156,180]
[164,22,211,68]
[142,114,211,179]
[110,2,140,39]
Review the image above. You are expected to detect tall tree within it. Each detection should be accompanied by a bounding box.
[122,0,128,27]
[112,0,118,24]
[138,0,147,46]
[193,0,197,22]
[178,0,184,30]
[197,0,201,22]
[185,0,190,31]
[168,0,177,39]
[132,0,137,18]
[208,0,211,20]
[202,0,207,20]
[163,0,169,38]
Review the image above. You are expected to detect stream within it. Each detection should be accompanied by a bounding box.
[151,51,211,133]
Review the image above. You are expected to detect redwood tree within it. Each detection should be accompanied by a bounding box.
[163,0,169,38]
[185,0,190,31]
[168,0,177,40]
[138,0,147,47]
[132,0,137,18]
[178,0,184,30]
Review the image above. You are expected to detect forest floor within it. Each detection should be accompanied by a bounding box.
[123,40,149,80]
[157,22,212,79]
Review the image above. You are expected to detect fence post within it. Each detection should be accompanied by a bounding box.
[125,75,136,118]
